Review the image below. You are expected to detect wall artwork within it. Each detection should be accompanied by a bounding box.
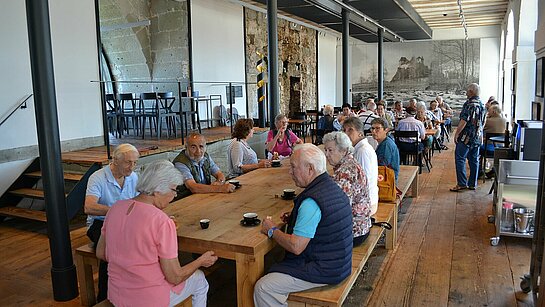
[351,39,480,113]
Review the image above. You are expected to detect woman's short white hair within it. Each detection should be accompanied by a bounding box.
[136,160,183,195]
[322,131,354,153]
[293,143,326,174]
[488,105,502,117]
[113,143,139,161]
[323,105,334,116]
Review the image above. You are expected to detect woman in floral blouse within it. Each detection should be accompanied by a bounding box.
[322,131,372,246]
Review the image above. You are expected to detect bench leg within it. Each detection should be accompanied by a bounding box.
[236,252,265,307]
[386,204,398,250]
[411,173,419,198]
[75,254,96,307]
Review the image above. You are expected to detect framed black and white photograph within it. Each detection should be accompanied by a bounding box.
[536,57,544,97]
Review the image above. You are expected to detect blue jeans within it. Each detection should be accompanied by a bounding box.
[455,142,480,188]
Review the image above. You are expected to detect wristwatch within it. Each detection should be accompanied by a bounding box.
[267,226,278,239]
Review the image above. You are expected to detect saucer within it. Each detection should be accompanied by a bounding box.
[240,219,261,227]
[281,194,296,200]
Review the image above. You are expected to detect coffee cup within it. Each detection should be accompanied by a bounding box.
[200,219,210,229]
[283,189,296,198]
[271,160,281,167]
[228,179,240,187]
[243,212,258,224]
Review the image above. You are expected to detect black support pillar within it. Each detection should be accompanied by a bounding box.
[25,0,78,301]
[377,28,384,101]
[342,7,350,105]
[267,0,279,123]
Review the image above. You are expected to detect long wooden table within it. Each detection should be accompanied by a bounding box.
[163,162,298,307]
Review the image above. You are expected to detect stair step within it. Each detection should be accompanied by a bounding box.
[0,207,47,222]
[25,171,84,181]
[8,188,67,199]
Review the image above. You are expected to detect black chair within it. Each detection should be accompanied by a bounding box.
[290,111,310,140]
[394,130,430,174]
[480,132,504,183]
[180,92,202,138]
[139,92,177,139]
[117,93,140,136]
[104,94,120,137]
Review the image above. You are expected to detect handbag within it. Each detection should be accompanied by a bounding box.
[377,165,396,202]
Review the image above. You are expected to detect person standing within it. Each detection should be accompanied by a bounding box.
[84,143,140,302]
[450,83,487,192]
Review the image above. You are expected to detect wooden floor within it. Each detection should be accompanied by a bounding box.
[0,134,534,306]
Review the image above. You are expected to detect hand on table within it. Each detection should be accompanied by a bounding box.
[220,183,236,193]
[280,211,291,223]
[258,159,271,168]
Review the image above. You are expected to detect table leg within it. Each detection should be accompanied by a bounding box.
[386,203,398,250]
[411,172,419,198]
[235,252,265,307]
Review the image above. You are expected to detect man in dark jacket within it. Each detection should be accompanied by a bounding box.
[173,133,235,198]
[254,144,353,306]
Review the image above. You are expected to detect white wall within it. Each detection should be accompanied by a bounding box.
[479,38,501,102]
[0,0,102,194]
[190,0,247,119]
[318,33,337,108]
[0,0,102,151]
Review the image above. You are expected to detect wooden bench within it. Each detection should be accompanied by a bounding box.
[93,297,191,307]
[287,165,419,307]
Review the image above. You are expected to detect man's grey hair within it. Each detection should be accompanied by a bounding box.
[467,83,480,96]
[136,160,183,195]
[416,101,427,111]
[371,117,390,130]
[113,143,139,161]
[293,143,327,174]
[343,116,364,133]
[322,131,354,153]
[435,96,443,103]
[367,101,377,111]
[488,105,502,117]
[323,105,334,116]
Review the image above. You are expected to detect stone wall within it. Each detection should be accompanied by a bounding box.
[244,10,317,119]
[99,0,190,95]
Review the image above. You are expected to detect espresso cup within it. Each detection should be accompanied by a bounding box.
[228,179,240,187]
[243,212,258,224]
[283,189,295,198]
[200,219,210,229]
[272,160,281,167]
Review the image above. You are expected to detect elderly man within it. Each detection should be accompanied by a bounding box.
[333,102,355,131]
[450,83,486,192]
[254,144,353,306]
[173,133,235,198]
[84,143,140,302]
[396,106,427,152]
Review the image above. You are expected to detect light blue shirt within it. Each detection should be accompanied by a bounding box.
[293,198,322,238]
[85,164,138,227]
[174,152,220,184]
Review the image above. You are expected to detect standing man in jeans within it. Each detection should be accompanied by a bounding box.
[450,83,486,192]
[84,143,140,302]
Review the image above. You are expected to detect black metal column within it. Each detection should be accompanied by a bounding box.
[342,7,350,105]
[377,28,384,101]
[267,0,279,122]
[25,0,78,301]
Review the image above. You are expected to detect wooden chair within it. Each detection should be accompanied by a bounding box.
[394,130,430,174]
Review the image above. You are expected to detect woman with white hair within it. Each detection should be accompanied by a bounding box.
[96,160,218,307]
[323,132,372,246]
[266,114,303,158]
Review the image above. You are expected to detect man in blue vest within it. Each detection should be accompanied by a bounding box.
[254,144,353,306]
[173,133,235,198]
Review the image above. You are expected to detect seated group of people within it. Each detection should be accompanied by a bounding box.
[84,110,401,306]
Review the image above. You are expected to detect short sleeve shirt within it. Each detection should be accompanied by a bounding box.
[85,164,138,227]
[174,152,220,183]
[293,198,322,238]
[227,138,258,178]
[458,96,486,147]
[266,129,299,157]
[102,199,184,307]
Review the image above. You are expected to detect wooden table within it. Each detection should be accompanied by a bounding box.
[163,163,298,307]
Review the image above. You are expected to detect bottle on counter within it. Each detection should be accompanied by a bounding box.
[504,122,510,148]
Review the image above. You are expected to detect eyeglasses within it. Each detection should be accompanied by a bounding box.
[371,126,383,131]
[170,188,178,197]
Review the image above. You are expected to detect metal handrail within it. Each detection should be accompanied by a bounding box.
[0,94,33,127]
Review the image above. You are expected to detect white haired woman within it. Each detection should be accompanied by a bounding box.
[266,114,303,158]
[96,160,218,307]
[323,132,372,246]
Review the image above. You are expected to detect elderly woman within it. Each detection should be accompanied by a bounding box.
[266,114,303,158]
[376,100,394,128]
[323,132,372,246]
[96,160,218,307]
[228,118,271,178]
[342,117,379,215]
[371,118,400,181]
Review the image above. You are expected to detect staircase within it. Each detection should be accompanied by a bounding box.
[0,158,102,223]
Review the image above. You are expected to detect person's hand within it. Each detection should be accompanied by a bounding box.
[261,216,276,235]
[454,134,459,144]
[198,251,218,268]
[258,160,271,168]
[280,211,291,223]
[211,180,223,186]
[169,215,178,230]
[221,183,236,193]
